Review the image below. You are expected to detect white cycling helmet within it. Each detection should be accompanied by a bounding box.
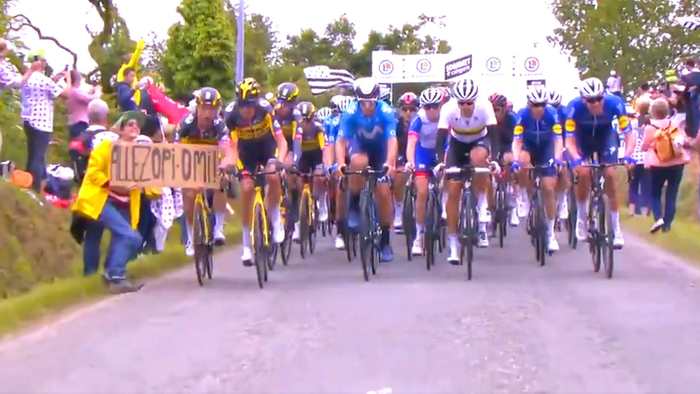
[526,85,549,105]
[316,106,333,121]
[338,96,354,112]
[354,77,380,101]
[330,95,345,110]
[419,87,443,106]
[579,77,605,98]
[451,78,479,101]
[548,90,562,106]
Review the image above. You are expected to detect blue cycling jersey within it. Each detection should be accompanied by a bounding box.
[514,105,562,146]
[338,100,397,146]
[564,95,631,138]
[324,114,341,144]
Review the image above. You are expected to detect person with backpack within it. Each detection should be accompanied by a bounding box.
[642,98,690,233]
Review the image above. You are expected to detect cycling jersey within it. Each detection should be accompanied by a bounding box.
[514,105,562,176]
[565,95,630,164]
[224,98,281,172]
[408,108,441,172]
[296,120,325,173]
[396,112,417,164]
[323,114,341,145]
[274,103,302,145]
[338,100,397,169]
[487,111,517,158]
[438,99,497,144]
[176,112,227,145]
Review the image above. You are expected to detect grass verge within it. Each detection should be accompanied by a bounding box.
[623,214,700,266]
[0,225,241,338]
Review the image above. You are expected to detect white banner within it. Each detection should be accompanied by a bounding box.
[372,51,473,83]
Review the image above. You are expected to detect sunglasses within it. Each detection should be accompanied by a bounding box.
[585,96,603,104]
[424,104,440,110]
[401,107,417,113]
[458,100,475,106]
[493,106,504,111]
[530,103,546,108]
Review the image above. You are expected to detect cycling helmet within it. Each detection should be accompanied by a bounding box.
[236,77,261,103]
[338,96,354,112]
[488,93,508,108]
[579,77,605,98]
[330,95,344,110]
[398,92,418,108]
[419,87,442,106]
[264,92,276,106]
[354,77,380,100]
[195,87,222,107]
[379,87,391,103]
[452,78,479,101]
[297,101,316,120]
[277,82,300,103]
[316,106,333,121]
[526,85,549,105]
[548,90,562,106]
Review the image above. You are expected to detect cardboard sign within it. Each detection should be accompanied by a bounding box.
[110,142,220,188]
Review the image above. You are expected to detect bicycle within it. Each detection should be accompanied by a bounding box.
[278,176,294,266]
[567,166,578,249]
[523,164,556,267]
[580,157,626,279]
[339,175,358,263]
[342,166,388,282]
[424,171,444,270]
[292,168,326,259]
[191,190,214,286]
[445,164,493,280]
[243,165,280,289]
[492,163,511,249]
[402,169,416,261]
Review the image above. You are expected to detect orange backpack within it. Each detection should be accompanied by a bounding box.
[652,122,682,163]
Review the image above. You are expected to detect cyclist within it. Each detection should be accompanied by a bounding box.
[335,77,398,262]
[548,89,572,222]
[291,102,331,240]
[487,92,519,226]
[393,91,419,233]
[435,78,496,263]
[326,95,354,250]
[316,106,333,123]
[221,77,288,264]
[565,77,634,248]
[511,85,564,252]
[405,87,444,256]
[176,87,228,256]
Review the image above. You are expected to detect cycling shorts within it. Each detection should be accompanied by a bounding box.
[348,138,386,171]
[298,149,323,174]
[415,144,437,176]
[574,128,619,164]
[238,134,276,173]
[522,141,556,177]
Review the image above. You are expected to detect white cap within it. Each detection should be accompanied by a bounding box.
[610,70,617,76]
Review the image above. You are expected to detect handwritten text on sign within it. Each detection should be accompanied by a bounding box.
[110,142,220,188]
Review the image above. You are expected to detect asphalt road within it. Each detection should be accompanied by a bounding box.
[2,225,700,394]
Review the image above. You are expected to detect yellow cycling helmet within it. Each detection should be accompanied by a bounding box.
[236,77,261,103]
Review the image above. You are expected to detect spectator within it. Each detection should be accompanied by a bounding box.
[72,111,159,293]
[65,70,101,140]
[0,39,32,90]
[642,98,690,233]
[116,67,137,112]
[628,98,651,216]
[20,48,70,191]
[607,70,623,97]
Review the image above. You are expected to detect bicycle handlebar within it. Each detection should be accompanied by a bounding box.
[340,166,389,177]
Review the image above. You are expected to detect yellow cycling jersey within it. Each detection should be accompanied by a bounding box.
[297,120,326,152]
[224,99,281,141]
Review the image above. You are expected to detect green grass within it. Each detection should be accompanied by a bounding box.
[0,224,241,337]
[623,214,700,265]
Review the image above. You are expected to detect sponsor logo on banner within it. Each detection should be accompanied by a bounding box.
[416,58,432,73]
[526,79,546,87]
[524,57,540,72]
[444,55,472,80]
[486,57,501,72]
[379,60,394,75]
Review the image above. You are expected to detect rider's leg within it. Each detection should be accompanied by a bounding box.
[556,166,572,219]
[239,175,254,262]
[392,166,407,230]
[265,160,284,243]
[412,174,429,254]
[346,153,368,231]
[470,145,491,244]
[313,164,328,221]
[212,190,228,242]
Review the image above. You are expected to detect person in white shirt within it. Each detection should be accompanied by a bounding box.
[607,70,623,97]
[434,78,497,263]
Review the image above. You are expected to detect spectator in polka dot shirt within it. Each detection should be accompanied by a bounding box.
[20,48,70,191]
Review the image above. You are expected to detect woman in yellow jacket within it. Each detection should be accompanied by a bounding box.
[73,111,158,293]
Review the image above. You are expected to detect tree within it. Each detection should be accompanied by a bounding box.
[324,15,356,68]
[242,13,277,83]
[549,0,700,93]
[142,31,165,79]
[86,0,136,92]
[281,29,332,68]
[162,0,235,100]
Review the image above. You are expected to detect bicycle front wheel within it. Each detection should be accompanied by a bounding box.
[193,200,210,286]
[403,187,416,261]
[601,199,614,278]
[253,202,267,289]
[459,191,475,280]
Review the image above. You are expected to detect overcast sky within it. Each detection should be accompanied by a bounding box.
[10,0,562,71]
[9,0,581,106]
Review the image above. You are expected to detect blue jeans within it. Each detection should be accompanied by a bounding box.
[650,165,684,230]
[98,201,142,280]
[628,164,651,213]
[138,195,156,252]
[23,122,50,192]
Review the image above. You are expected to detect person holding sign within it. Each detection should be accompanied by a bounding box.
[176,87,229,256]
[72,111,160,293]
[221,78,288,265]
